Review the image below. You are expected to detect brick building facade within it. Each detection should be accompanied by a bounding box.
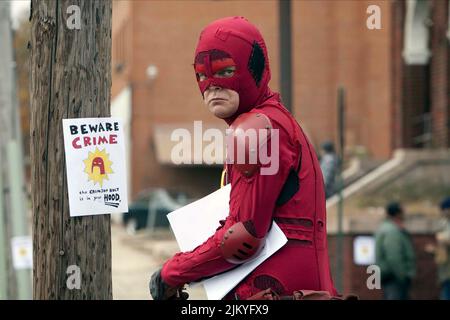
[392,0,450,150]
[112,0,450,199]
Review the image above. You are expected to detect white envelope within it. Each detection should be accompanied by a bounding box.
[167,184,287,300]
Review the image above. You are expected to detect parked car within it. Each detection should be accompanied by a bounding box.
[122,188,192,235]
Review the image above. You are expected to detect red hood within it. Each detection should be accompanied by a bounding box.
[194,16,279,125]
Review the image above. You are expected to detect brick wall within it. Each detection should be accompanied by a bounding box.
[117,0,281,198]
[391,0,405,150]
[402,65,430,148]
[430,0,449,148]
[111,0,449,198]
[112,0,132,98]
[112,0,401,198]
[394,0,450,150]
[293,0,393,159]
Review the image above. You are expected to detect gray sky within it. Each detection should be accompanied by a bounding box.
[10,0,30,29]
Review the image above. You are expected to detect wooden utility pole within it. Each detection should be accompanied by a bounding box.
[30,0,113,299]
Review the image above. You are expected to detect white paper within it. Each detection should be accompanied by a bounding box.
[11,236,32,270]
[62,118,128,217]
[167,184,287,300]
[168,184,232,252]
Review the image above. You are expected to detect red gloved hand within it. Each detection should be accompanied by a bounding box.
[149,268,189,300]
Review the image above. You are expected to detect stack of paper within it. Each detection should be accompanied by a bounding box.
[167,184,287,300]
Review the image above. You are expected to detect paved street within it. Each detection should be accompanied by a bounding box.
[111,222,207,300]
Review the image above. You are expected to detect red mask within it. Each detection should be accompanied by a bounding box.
[194,16,273,124]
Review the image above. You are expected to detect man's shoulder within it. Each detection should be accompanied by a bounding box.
[232,108,294,142]
[377,220,399,235]
[252,104,295,128]
[250,104,302,145]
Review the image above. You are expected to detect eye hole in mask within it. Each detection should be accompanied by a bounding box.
[196,66,236,82]
[194,50,236,82]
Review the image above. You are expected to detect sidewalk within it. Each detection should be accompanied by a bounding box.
[111,223,207,299]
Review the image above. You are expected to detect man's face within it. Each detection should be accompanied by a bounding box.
[195,51,240,118]
[203,86,239,119]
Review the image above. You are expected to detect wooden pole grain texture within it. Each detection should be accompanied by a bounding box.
[30,0,113,299]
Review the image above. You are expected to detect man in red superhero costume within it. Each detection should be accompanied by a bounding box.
[150,16,337,300]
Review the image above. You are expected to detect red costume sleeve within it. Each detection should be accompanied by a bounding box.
[161,117,298,287]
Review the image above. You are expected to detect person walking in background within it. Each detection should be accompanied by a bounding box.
[431,197,450,300]
[319,141,338,198]
[375,202,416,300]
